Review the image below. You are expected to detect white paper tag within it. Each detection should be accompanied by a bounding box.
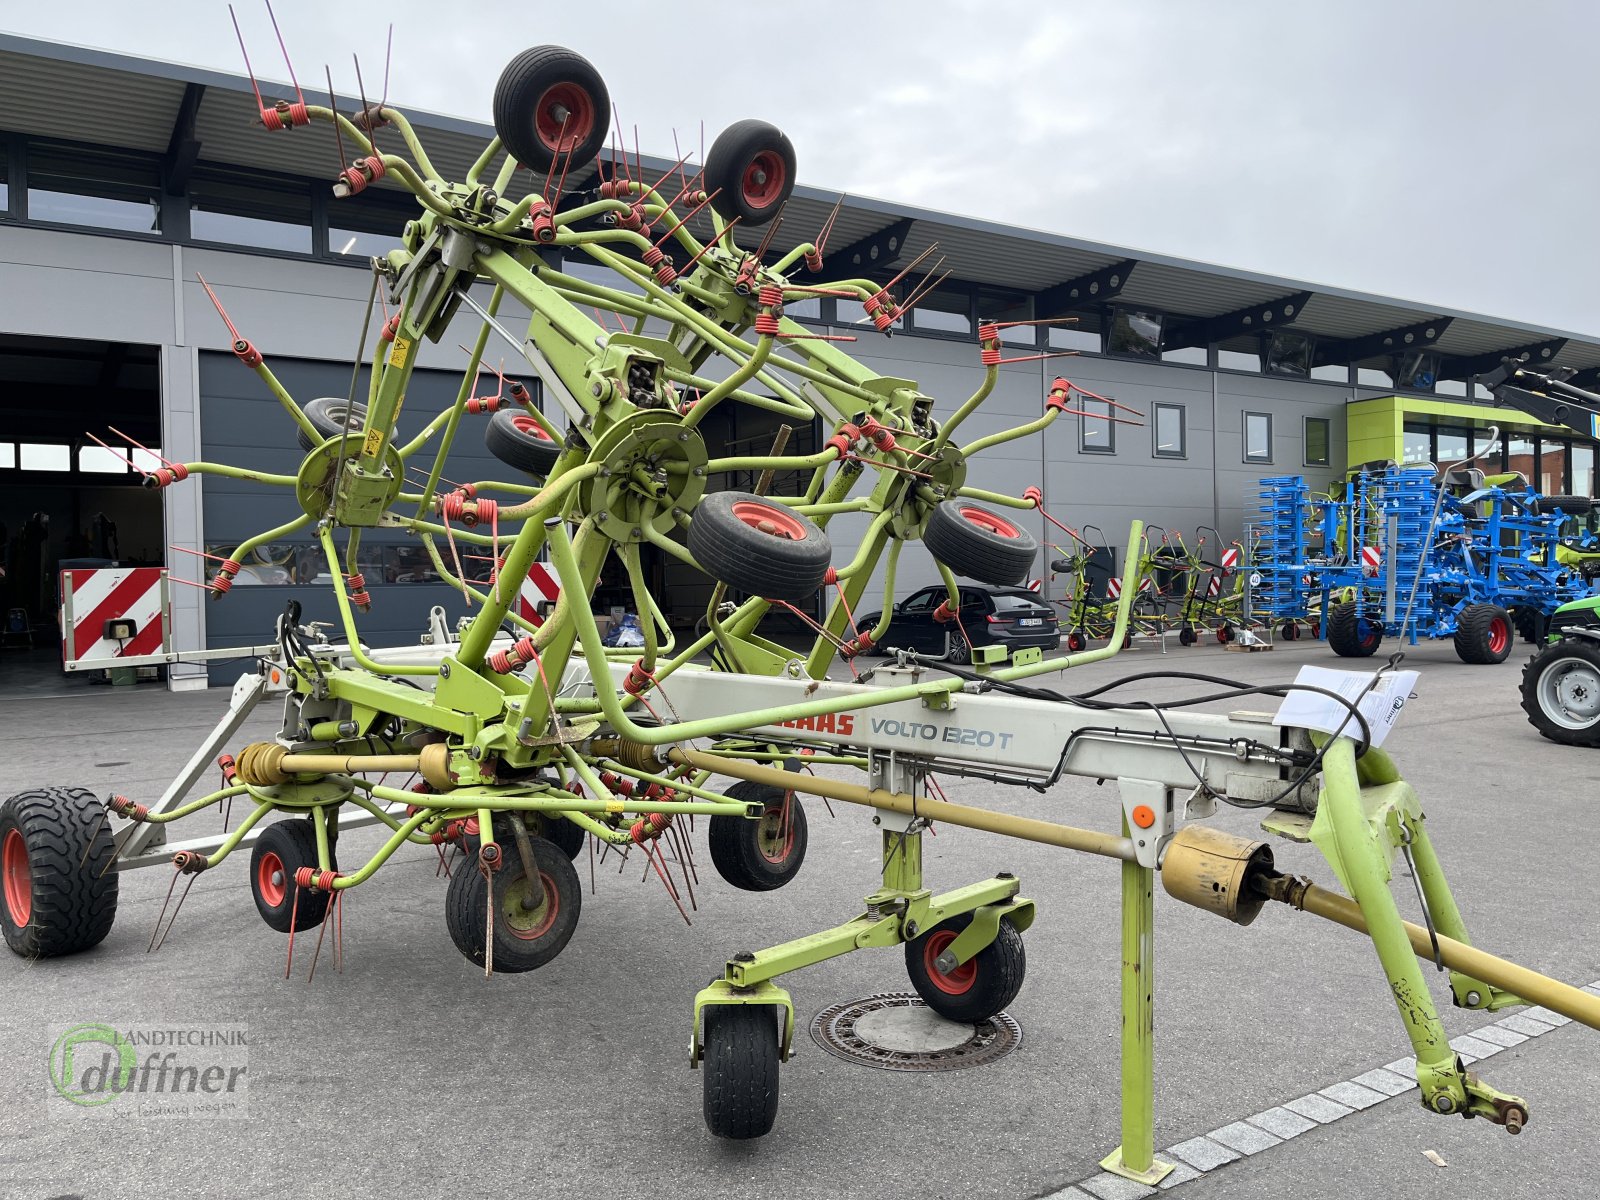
[1272,664,1420,749]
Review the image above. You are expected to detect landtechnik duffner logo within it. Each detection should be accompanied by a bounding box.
[47,1022,249,1117]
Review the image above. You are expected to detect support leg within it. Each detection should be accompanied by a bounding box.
[1101,814,1173,1185]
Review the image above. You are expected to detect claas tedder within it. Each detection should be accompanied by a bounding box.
[2,17,1597,1174]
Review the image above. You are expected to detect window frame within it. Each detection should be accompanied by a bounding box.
[1080,397,1116,455]
[1303,416,1332,468]
[1243,411,1274,464]
[1152,403,1186,459]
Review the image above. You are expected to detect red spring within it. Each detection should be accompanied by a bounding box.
[599,771,636,798]
[600,179,625,200]
[825,422,863,456]
[654,260,678,286]
[440,491,494,528]
[465,395,507,415]
[980,345,1003,366]
[629,811,672,842]
[623,659,653,696]
[1022,485,1043,507]
[478,842,501,868]
[933,600,955,624]
[210,573,234,595]
[217,753,238,785]
[823,567,839,585]
[1046,377,1073,412]
[734,260,760,293]
[233,339,262,368]
[380,314,401,343]
[642,245,665,267]
[349,589,372,610]
[259,100,310,130]
[146,463,190,489]
[617,205,645,232]
[978,322,1000,343]
[339,164,373,195]
[488,649,515,674]
[758,285,784,308]
[803,249,824,273]
[754,312,781,336]
[530,209,556,244]
[173,850,210,874]
[839,629,875,659]
[413,781,435,795]
[864,292,886,315]
[109,794,150,821]
[860,417,896,452]
[294,867,339,891]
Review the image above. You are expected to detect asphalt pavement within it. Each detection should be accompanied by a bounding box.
[1,634,1596,1200]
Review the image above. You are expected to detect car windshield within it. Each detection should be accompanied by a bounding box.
[991,593,1049,613]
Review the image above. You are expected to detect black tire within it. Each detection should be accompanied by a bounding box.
[492,46,610,175]
[1178,626,1195,646]
[1532,495,1597,516]
[1521,637,1600,746]
[0,788,118,958]
[297,397,367,453]
[1454,603,1514,665]
[702,1002,781,1139]
[688,492,832,603]
[541,816,586,861]
[703,119,796,227]
[1217,624,1235,645]
[1066,631,1086,652]
[1280,621,1300,641]
[461,813,583,862]
[250,820,336,933]
[1326,602,1382,658]
[1513,607,1538,644]
[708,780,807,892]
[923,500,1038,586]
[484,408,563,477]
[904,913,1026,1023]
[445,836,581,972]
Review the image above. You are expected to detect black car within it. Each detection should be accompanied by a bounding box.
[856,584,1058,664]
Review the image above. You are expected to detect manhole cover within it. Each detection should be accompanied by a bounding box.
[808,991,1021,1073]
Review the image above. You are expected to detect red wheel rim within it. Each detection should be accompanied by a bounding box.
[922,930,977,995]
[757,797,796,864]
[504,870,559,941]
[740,150,787,209]
[256,851,287,909]
[1488,617,1510,655]
[534,82,596,153]
[959,507,1019,539]
[730,500,806,541]
[511,414,553,441]
[2,828,31,926]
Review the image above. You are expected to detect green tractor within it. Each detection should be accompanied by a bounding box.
[1521,595,1600,744]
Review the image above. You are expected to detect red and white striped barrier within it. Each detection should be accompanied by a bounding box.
[1361,545,1381,576]
[516,562,562,626]
[60,567,170,668]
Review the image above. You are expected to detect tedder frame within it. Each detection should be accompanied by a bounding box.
[2,24,1598,1172]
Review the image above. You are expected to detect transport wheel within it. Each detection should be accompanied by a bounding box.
[1522,637,1600,746]
[445,836,581,972]
[1216,624,1235,645]
[297,397,367,453]
[1178,626,1196,647]
[541,816,586,861]
[1454,603,1514,665]
[1531,495,1598,516]
[1513,607,1538,644]
[1326,602,1381,658]
[708,781,808,892]
[688,492,832,602]
[0,788,118,958]
[1280,621,1300,640]
[702,1002,781,1139]
[904,912,1026,1024]
[703,119,796,227]
[923,500,1038,586]
[250,820,336,933]
[492,46,610,175]
[461,814,584,863]
[484,409,563,477]
[1065,631,1086,652]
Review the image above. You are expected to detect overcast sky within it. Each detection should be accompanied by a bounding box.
[5,1,1595,334]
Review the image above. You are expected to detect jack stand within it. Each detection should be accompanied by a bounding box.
[1100,812,1175,1186]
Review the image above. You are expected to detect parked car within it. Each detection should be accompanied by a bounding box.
[856,584,1057,664]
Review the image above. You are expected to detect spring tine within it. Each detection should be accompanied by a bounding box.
[228,5,271,119]
[352,52,378,154]
[263,0,305,103]
[379,24,393,110]
[482,866,494,978]
[587,831,597,895]
[325,65,348,174]
[815,193,845,258]
[306,894,333,983]
[79,807,112,870]
[194,272,246,345]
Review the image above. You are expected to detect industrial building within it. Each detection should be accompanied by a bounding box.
[2,32,1597,694]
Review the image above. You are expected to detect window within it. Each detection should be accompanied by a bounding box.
[1161,345,1207,366]
[27,144,161,234]
[1357,366,1391,387]
[1542,440,1570,495]
[1311,363,1350,383]
[1153,404,1185,458]
[1504,435,1535,482]
[1218,347,1262,373]
[1573,444,1594,496]
[190,171,312,253]
[1243,412,1273,463]
[79,445,133,474]
[1435,426,1469,466]
[908,286,972,336]
[19,443,71,471]
[0,141,8,213]
[0,443,13,469]
[1304,417,1331,467]
[1106,307,1162,358]
[980,291,1035,346]
[1048,320,1101,353]
[1436,378,1467,397]
[327,193,415,260]
[1402,422,1432,465]
[1080,398,1115,454]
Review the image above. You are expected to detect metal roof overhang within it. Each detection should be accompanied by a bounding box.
[4,33,1600,382]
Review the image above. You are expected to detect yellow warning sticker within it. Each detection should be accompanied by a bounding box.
[362,427,385,458]
[388,335,412,365]
[606,799,626,815]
